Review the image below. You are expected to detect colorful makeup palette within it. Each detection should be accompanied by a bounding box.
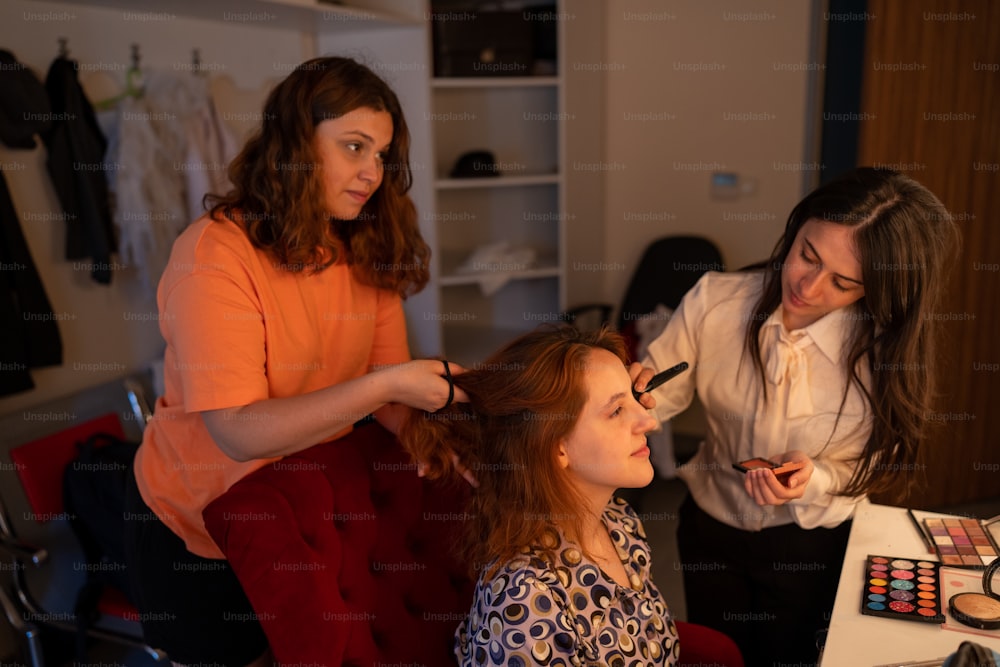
[923,518,999,568]
[861,555,945,623]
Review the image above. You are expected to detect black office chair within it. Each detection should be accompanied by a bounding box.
[566,235,725,360]
[0,381,166,666]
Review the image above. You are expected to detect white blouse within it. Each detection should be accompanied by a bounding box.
[643,271,873,531]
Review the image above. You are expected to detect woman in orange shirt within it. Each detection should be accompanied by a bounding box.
[123,57,462,667]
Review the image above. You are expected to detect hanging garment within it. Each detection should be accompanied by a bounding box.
[0,49,52,149]
[42,55,116,284]
[0,173,64,396]
[99,91,188,292]
[178,75,240,222]
[99,70,237,292]
[0,48,64,396]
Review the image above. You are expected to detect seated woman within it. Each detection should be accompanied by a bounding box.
[400,325,681,666]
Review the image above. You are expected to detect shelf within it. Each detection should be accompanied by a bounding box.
[435,174,561,190]
[426,0,567,361]
[43,0,419,32]
[438,265,560,287]
[438,246,560,287]
[432,76,560,89]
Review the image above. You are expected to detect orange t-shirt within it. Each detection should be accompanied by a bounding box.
[134,216,410,558]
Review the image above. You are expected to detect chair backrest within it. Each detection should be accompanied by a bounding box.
[203,422,473,667]
[7,412,137,619]
[617,235,725,330]
[614,235,724,359]
[10,413,125,524]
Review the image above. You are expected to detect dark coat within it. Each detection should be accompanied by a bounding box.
[0,49,64,396]
[0,49,52,149]
[42,55,116,284]
[0,173,64,396]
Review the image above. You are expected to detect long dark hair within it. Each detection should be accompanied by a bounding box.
[398,325,629,577]
[207,56,429,297]
[744,167,959,501]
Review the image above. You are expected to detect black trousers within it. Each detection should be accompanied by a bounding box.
[123,469,269,666]
[677,494,851,667]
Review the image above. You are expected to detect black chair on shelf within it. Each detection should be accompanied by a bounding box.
[565,235,725,360]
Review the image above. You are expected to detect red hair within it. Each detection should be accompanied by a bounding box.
[398,325,629,576]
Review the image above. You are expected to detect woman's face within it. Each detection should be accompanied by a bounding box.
[558,348,658,503]
[314,106,393,220]
[781,218,866,330]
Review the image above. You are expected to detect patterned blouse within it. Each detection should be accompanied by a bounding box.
[455,498,679,666]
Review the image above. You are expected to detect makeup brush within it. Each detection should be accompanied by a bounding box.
[633,361,689,401]
[907,508,935,553]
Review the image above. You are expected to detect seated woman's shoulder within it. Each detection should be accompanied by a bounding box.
[472,553,569,609]
[494,551,560,581]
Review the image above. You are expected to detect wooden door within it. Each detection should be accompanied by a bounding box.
[859,0,1000,508]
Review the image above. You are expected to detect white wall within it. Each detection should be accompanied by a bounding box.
[594,0,821,309]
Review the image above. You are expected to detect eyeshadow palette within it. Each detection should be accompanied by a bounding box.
[923,517,1000,568]
[861,555,945,623]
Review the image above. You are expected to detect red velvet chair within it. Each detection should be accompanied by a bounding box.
[203,422,743,666]
[203,422,473,666]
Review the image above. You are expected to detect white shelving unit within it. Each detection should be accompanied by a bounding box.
[426,6,566,366]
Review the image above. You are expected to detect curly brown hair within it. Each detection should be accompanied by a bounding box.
[207,56,429,298]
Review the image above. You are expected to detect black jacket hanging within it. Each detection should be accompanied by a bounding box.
[0,49,64,396]
[0,173,64,396]
[0,49,52,149]
[41,55,116,284]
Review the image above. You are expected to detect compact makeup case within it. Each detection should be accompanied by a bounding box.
[949,558,1000,630]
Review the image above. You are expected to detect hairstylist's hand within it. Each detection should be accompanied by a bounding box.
[393,359,477,488]
[386,359,469,411]
[629,363,658,410]
[744,450,814,506]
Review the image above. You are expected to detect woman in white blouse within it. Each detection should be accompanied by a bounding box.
[637,167,959,666]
